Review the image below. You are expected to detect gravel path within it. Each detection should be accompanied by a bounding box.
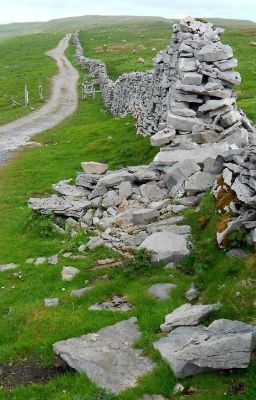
[0,34,79,167]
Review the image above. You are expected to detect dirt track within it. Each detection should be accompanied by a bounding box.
[0,34,79,166]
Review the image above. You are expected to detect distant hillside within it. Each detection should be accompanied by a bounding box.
[0,15,255,39]
[208,18,256,30]
[0,15,168,39]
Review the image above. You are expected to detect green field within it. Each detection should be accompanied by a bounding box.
[0,33,62,125]
[0,16,256,400]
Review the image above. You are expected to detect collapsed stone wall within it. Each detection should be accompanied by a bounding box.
[39,18,256,250]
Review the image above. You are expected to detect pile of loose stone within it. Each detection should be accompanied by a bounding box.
[29,161,194,264]
[213,145,256,246]
[154,303,256,378]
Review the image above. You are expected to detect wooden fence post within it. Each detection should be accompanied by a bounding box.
[24,85,29,106]
[39,84,43,101]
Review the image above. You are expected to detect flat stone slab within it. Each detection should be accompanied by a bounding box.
[139,231,189,265]
[132,208,159,225]
[52,180,88,197]
[150,129,175,146]
[44,298,59,307]
[89,296,133,312]
[70,286,94,298]
[53,317,155,393]
[160,303,221,333]
[28,194,91,218]
[154,319,255,378]
[0,263,18,272]
[81,161,108,174]
[153,143,230,167]
[61,266,80,281]
[148,283,177,300]
[98,171,134,187]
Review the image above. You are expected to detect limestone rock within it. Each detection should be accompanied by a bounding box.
[102,190,121,208]
[44,298,59,307]
[0,263,18,272]
[168,112,204,132]
[196,42,233,62]
[148,283,177,300]
[81,161,108,174]
[154,319,256,378]
[52,180,87,197]
[164,160,200,190]
[185,172,216,194]
[87,237,104,250]
[182,72,202,86]
[89,296,133,312]
[150,129,176,146]
[34,257,46,266]
[28,195,90,218]
[153,143,230,166]
[185,283,199,301]
[132,208,159,225]
[118,181,132,200]
[160,303,221,333]
[61,266,80,281]
[48,255,59,265]
[53,317,155,393]
[139,231,189,265]
[70,286,94,297]
[98,171,134,187]
[140,182,168,201]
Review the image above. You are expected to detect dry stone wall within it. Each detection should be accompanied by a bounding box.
[31,18,256,250]
[72,31,174,135]
[73,17,255,144]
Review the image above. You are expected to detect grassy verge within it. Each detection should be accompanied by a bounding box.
[0,32,62,125]
[0,23,255,400]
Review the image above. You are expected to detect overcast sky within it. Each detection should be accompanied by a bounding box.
[0,0,255,24]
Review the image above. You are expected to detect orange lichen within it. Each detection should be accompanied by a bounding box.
[216,186,237,210]
[216,212,232,233]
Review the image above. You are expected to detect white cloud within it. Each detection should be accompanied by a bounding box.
[0,0,255,24]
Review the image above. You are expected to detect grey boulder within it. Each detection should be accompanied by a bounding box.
[184,171,216,194]
[139,231,189,265]
[53,317,155,393]
[185,283,199,301]
[160,303,221,333]
[81,161,108,175]
[28,195,90,218]
[132,208,159,225]
[164,160,200,190]
[196,42,233,62]
[154,319,256,378]
[148,283,177,300]
[140,182,168,201]
[98,171,134,187]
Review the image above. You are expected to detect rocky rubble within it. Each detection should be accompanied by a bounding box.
[154,304,256,378]
[213,145,256,246]
[28,162,193,261]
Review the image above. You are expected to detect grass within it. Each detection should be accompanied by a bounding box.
[79,21,171,79]
[0,33,62,125]
[0,18,256,400]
